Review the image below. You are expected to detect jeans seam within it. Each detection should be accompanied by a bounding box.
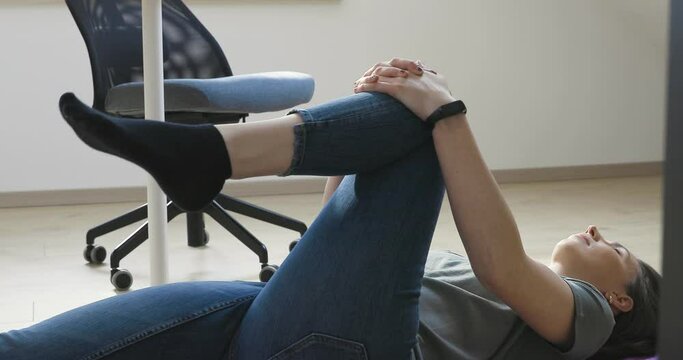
[267,332,368,360]
[280,109,311,177]
[78,294,258,360]
[390,144,442,352]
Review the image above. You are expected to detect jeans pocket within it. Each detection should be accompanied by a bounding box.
[267,333,368,360]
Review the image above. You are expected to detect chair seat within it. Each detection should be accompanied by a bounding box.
[105,71,315,117]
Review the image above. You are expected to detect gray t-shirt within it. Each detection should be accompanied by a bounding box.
[412,251,615,360]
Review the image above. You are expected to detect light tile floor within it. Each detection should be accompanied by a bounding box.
[0,176,662,332]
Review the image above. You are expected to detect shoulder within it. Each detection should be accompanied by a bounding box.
[556,277,615,358]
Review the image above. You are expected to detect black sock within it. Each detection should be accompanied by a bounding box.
[59,93,232,212]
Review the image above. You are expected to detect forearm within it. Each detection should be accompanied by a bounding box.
[432,115,527,287]
[322,176,345,206]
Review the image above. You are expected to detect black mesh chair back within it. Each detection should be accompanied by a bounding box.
[65,0,234,112]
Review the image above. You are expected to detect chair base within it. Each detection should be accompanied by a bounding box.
[84,193,307,290]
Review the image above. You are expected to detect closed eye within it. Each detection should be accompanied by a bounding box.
[612,242,632,260]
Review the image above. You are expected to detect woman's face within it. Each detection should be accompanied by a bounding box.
[550,225,640,303]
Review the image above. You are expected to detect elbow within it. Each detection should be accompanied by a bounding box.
[470,252,528,292]
[472,266,501,291]
[473,266,516,296]
[468,253,502,289]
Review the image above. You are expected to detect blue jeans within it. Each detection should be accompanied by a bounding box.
[0,92,446,360]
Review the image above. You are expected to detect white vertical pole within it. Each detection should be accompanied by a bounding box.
[141,0,169,286]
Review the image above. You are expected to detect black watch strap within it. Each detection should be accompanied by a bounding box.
[425,100,467,126]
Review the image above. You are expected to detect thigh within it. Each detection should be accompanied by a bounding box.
[230,141,445,360]
[0,281,263,360]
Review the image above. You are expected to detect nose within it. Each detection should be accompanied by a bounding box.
[586,225,599,239]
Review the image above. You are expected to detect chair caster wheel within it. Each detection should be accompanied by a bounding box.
[111,269,133,291]
[289,239,299,252]
[84,245,107,264]
[259,264,279,282]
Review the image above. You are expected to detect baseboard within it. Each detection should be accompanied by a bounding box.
[492,161,663,184]
[0,176,328,209]
[0,161,662,208]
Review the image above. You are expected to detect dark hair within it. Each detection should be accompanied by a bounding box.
[588,260,661,360]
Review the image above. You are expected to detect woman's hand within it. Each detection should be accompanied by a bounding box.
[358,58,425,79]
[354,58,457,121]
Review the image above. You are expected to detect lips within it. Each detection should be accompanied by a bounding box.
[577,233,591,245]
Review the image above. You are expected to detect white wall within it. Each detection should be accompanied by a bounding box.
[0,0,669,193]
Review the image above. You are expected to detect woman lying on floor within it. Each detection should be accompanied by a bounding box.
[0,58,660,360]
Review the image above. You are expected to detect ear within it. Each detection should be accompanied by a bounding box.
[612,292,634,313]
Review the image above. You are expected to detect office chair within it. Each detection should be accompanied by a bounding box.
[65,0,314,290]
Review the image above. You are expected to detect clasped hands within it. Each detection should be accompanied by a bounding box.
[353,58,457,122]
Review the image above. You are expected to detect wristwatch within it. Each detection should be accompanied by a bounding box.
[425,100,467,126]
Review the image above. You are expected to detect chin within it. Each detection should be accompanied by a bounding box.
[550,242,564,263]
[551,237,581,263]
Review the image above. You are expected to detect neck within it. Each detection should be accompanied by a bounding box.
[548,261,565,276]
[548,261,618,316]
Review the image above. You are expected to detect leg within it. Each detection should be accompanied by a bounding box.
[58,92,432,211]
[217,114,300,179]
[54,92,438,359]
[229,97,444,359]
[221,91,439,179]
[0,281,264,360]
